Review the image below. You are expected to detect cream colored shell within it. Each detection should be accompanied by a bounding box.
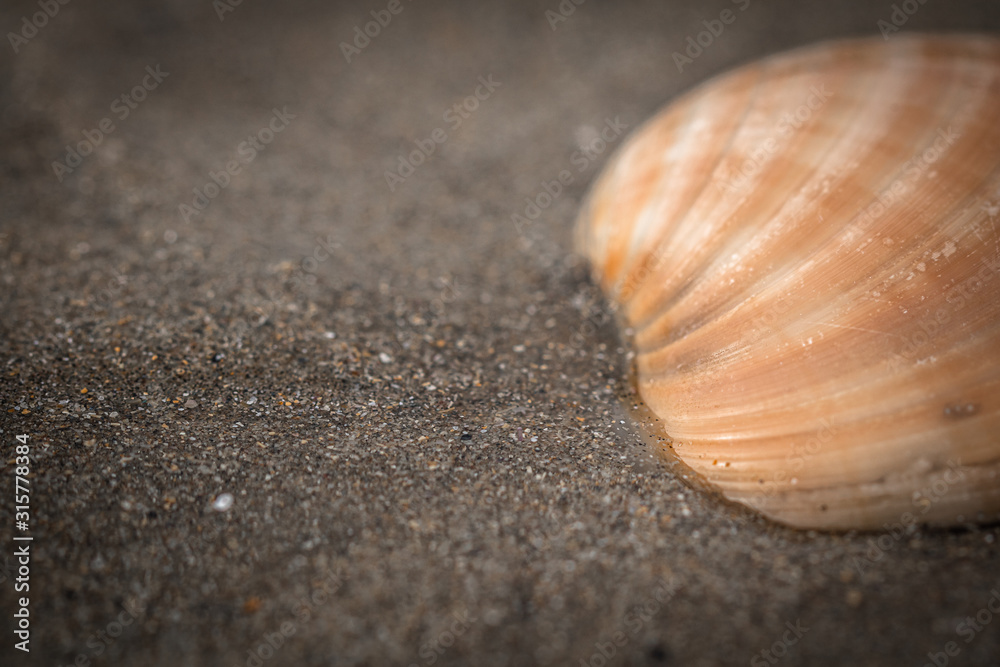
[576,35,1000,530]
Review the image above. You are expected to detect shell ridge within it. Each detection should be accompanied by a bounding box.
[613,66,770,307]
[579,36,1000,529]
[629,56,926,351]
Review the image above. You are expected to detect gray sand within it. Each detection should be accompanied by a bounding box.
[2,1,1000,665]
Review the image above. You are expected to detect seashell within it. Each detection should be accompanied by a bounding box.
[576,35,1000,530]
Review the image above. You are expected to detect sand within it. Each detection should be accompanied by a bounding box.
[2,1,1000,665]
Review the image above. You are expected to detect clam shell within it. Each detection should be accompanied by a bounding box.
[576,36,1000,530]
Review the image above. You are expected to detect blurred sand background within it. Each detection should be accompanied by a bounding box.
[2,0,1000,665]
